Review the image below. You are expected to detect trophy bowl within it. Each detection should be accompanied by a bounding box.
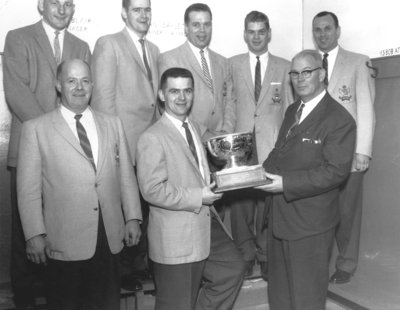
[206,132,269,193]
[206,131,253,170]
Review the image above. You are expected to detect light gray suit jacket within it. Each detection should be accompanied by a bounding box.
[3,21,91,167]
[136,114,230,264]
[91,28,160,164]
[229,53,294,163]
[327,47,376,158]
[158,42,235,139]
[17,108,142,261]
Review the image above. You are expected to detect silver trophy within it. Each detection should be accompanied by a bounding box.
[206,132,269,193]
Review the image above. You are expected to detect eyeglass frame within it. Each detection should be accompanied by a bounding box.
[288,67,321,79]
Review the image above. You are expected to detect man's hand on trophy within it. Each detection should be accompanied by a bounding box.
[202,182,223,205]
[256,172,283,193]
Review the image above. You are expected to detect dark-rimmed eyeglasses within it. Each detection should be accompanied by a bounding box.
[288,67,321,79]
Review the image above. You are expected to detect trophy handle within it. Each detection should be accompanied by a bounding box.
[207,140,218,157]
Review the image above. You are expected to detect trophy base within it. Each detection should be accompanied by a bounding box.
[212,164,271,193]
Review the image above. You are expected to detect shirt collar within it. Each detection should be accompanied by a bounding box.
[165,112,189,128]
[187,40,209,54]
[249,50,269,63]
[42,19,65,37]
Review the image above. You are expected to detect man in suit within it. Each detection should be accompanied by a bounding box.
[91,0,159,289]
[257,50,356,309]
[136,67,246,310]
[17,59,142,310]
[227,11,293,278]
[2,1,91,308]
[312,11,376,284]
[158,3,235,139]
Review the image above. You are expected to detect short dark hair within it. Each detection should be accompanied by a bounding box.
[184,3,212,25]
[160,67,194,90]
[244,11,270,30]
[313,11,339,28]
[122,0,130,10]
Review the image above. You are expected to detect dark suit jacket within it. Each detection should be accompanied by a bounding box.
[17,108,142,261]
[3,21,91,167]
[263,93,356,240]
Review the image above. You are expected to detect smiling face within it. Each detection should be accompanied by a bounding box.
[56,59,93,114]
[38,0,75,30]
[122,0,152,37]
[159,77,194,122]
[185,10,212,49]
[312,14,340,53]
[244,21,270,55]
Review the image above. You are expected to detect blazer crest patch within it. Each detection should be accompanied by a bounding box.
[339,85,352,102]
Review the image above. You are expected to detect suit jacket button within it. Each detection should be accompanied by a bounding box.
[95,183,98,188]
[94,207,98,211]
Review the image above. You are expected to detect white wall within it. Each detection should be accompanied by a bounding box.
[303,0,400,58]
[0,0,303,60]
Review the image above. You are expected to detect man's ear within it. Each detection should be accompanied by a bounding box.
[55,80,62,93]
[158,89,165,102]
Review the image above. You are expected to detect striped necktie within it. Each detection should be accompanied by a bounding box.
[200,49,213,92]
[182,121,199,167]
[322,53,329,86]
[75,114,96,171]
[54,30,61,64]
[286,103,305,138]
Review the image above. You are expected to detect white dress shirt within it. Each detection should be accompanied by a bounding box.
[60,105,99,166]
[42,20,65,57]
[249,51,269,85]
[165,112,205,179]
[319,45,339,83]
[187,41,213,77]
[299,90,326,123]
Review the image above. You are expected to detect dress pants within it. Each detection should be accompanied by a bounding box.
[153,214,247,310]
[268,215,335,310]
[9,167,44,308]
[46,209,121,310]
[335,171,364,273]
[229,188,268,263]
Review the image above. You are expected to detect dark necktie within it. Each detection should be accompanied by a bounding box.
[182,121,199,167]
[286,103,305,138]
[254,56,261,102]
[74,114,96,171]
[139,39,153,90]
[54,30,61,64]
[322,53,329,86]
[200,49,213,92]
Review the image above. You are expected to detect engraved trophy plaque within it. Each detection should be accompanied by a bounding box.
[206,132,270,193]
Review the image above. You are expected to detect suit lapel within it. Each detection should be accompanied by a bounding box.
[241,55,255,100]
[51,109,86,157]
[92,110,108,175]
[258,55,274,104]
[148,43,159,97]
[121,29,148,77]
[288,94,328,139]
[328,47,345,93]
[34,22,57,75]
[162,115,205,182]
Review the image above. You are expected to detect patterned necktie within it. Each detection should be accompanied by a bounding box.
[182,121,199,167]
[139,39,153,90]
[75,114,96,171]
[286,103,305,138]
[200,49,213,92]
[54,30,61,64]
[254,56,261,102]
[322,53,329,86]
